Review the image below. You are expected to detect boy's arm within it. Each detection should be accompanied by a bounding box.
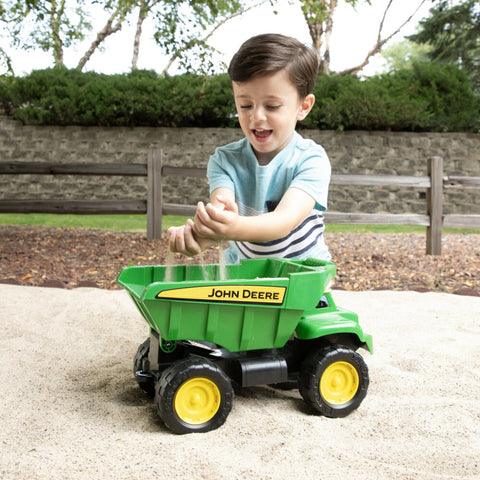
[194,187,315,242]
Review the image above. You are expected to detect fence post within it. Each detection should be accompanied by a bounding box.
[426,156,443,255]
[147,148,163,240]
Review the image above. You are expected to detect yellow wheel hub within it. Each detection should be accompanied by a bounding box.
[320,361,359,405]
[174,377,221,425]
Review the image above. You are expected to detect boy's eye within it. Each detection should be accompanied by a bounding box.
[238,104,281,111]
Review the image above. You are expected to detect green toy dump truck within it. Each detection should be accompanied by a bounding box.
[117,257,373,434]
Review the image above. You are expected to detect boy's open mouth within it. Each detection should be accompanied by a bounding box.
[252,129,272,141]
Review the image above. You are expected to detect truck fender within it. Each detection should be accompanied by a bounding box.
[295,309,373,354]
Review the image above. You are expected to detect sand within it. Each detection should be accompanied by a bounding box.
[1,284,479,480]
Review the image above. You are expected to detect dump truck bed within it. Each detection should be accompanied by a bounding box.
[117,257,336,352]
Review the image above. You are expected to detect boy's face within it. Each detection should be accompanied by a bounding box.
[232,70,314,164]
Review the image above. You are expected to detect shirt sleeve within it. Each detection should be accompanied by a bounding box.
[207,148,236,195]
[290,144,331,211]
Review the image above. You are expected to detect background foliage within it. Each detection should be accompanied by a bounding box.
[408,0,480,96]
[0,63,478,132]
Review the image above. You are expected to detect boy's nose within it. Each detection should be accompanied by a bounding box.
[252,106,267,123]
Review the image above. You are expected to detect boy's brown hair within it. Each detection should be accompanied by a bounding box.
[228,34,319,99]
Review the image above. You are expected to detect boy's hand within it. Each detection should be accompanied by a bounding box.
[168,219,213,256]
[193,194,239,240]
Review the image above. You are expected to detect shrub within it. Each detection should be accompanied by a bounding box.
[304,74,430,131]
[2,68,237,127]
[1,63,478,132]
[304,64,479,132]
[408,62,479,132]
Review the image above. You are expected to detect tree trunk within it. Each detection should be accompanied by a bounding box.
[51,0,64,67]
[303,12,323,54]
[132,0,149,70]
[321,0,337,75]
[76,7,127,71]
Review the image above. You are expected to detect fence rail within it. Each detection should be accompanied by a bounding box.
[1,149,479,254]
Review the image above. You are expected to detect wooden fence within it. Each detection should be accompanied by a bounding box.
[0,149,479,255]
[0,150,162,240]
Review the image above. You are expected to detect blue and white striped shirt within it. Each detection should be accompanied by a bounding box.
[207,132,331,263]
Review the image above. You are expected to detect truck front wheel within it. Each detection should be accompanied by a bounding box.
[299,345,369,418]
[155,357,234,434]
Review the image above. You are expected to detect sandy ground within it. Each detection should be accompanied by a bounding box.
[1,284,479,480]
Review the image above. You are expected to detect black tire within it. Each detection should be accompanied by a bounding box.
[155,357,233,434]
[299,345,369,418]
[133,337,155,397]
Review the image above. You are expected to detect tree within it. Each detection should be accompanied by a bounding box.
[129,0,264,74]
[130,0,241,74]
[3,0,92,68]
[297,0,430,75]
[0,45,13,75]
[157,0,269,75]
[150,0,250,75]
[381,39,431,71]
[0,0,261,75]
[0,2,14,75]
[0,0,138,71]
[77,0,135,71]
[408,0,480,93]
[131,0,150,70]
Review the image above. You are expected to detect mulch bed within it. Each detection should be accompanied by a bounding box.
[0,225,478,296]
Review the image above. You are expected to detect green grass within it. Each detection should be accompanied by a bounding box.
[0,213,478,234]
[0,213,188,231]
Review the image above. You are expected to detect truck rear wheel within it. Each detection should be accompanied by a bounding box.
[155,357,233,434]
[299,345,369,418]
[133,338,155,397]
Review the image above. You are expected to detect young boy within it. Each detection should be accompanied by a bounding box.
[168,33,331,263]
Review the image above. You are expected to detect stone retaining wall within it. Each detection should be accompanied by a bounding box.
[0,115,478,216]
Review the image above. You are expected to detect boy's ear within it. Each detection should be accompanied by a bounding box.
[297,94,315,121]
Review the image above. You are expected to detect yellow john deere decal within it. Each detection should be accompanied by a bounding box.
[156,285,286,305]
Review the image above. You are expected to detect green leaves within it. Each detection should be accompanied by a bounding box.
[1,63,477,132]
[408,0,480,94]
[151,0,244,75]
[2,0,92,67]
[303,63,479,132]
[1,0,245,74]
[2,68,237,126]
